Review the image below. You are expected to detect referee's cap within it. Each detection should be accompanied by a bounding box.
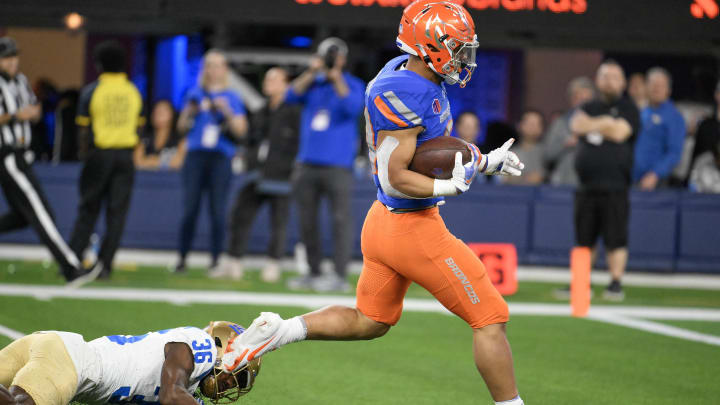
[0,37,19,58]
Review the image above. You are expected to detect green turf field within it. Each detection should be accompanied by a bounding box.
[1,260,719,404]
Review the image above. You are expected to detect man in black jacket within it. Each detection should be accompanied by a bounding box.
[568,59,640,301]
[215,67,300,282]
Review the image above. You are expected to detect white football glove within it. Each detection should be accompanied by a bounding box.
[433,143,481,196]
[479,138,525,176]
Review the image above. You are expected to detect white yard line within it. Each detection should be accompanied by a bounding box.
[0,323,24,340]
[2,244,720,290]
[2,284,719,346]
[587,313,720,347]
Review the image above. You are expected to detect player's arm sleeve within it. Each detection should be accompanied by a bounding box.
[368,89,425,132]
[75,83,96,127]
[651,111,686,177]
[159,342,200,405]
[336,77,365,117]
[284,86,308,105]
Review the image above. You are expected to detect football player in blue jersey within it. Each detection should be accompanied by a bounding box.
[224,2,525,404]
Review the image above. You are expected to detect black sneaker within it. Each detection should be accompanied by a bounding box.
[552,285,594,300]
[552,285,571,300]
[602,279,625,301]
[172,260,187,274]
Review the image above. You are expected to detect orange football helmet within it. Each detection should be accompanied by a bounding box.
[397,1,479,87]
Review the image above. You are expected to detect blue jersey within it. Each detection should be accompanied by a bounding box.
[183,86,246,158]
[365,55,453,209]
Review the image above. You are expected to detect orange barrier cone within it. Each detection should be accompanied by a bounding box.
[570,247,591,317]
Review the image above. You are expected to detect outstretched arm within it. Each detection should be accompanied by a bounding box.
[159,343,199,405]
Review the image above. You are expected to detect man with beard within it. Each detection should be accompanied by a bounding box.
[568,60,640,301]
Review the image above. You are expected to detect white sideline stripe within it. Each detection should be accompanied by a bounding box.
[3,155,80,269]
[0,323,24,340]
[2,284,720,321]
[1,244,719,290]
[588,313,720,347]
[1,284,719,347]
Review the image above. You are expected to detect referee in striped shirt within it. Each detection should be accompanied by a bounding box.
[0,37,87,282]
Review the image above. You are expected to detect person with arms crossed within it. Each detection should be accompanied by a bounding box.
[223,2,526,404]
[568,60,640,301]
[0,321,260,405]
[0,36,88,283]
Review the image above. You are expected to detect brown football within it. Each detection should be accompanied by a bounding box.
[409,136,473,179]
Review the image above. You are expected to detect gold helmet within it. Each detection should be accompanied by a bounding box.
[197,321,262,404]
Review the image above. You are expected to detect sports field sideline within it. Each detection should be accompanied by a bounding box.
[2,246,719,404]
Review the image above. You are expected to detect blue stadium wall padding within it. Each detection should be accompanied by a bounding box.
[0,163,718,273]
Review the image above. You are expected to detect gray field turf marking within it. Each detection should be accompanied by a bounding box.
[0,324,24,340]
[1,284,719,346]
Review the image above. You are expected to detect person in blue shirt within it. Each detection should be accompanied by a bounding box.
[633,67,686,190]
[285,37,365,292]
[175,49,248,273]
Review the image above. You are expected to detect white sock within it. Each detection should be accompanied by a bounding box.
[495,395,523,405]
[277,316,307,347]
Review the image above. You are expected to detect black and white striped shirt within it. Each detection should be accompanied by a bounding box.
[0,72,36,149]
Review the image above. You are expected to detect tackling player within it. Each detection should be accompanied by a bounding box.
[0,321,260,405]
[223,2,525,404]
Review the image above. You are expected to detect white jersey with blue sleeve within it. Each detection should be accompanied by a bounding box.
[365,55,454,210]
[73,327,216,404]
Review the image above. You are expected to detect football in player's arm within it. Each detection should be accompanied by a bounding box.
[0,322,259,405]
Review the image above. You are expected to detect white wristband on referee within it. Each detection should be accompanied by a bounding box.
[433,179,458,197]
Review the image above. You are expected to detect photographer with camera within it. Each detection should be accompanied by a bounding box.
[285,37,365,292]
[175,49,248,274]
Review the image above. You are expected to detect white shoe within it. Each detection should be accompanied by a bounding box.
[261,260,281,283]
[311,274,351,293]
[222,312,284,372]
[210,256,243,280]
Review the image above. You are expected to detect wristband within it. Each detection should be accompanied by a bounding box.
[432,179,457,197]
[478,154,488,173]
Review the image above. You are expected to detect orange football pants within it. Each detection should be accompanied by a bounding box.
[356,201,509,328]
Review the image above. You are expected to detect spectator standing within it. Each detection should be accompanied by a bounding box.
[285,38,365,292]
[568,60,640,301]
[692,80,720,171]
[628,72,648,110]
[542,76,594,186]
[0,37,86,282]
[690,139,720,193]
[455,111,482,145]
[632,67,685,190]
[503,110,545,185]
[218,67,300,282]
[175,50,248,273]
[134,100,186,170]
[70,41,143,280]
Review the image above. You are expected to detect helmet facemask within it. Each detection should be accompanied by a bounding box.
[440,35,478,88]
[198,357,261,404]
[196,321,261,404]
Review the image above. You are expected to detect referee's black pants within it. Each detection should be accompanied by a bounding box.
[0,147,82,279]
[69,148,135,275]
